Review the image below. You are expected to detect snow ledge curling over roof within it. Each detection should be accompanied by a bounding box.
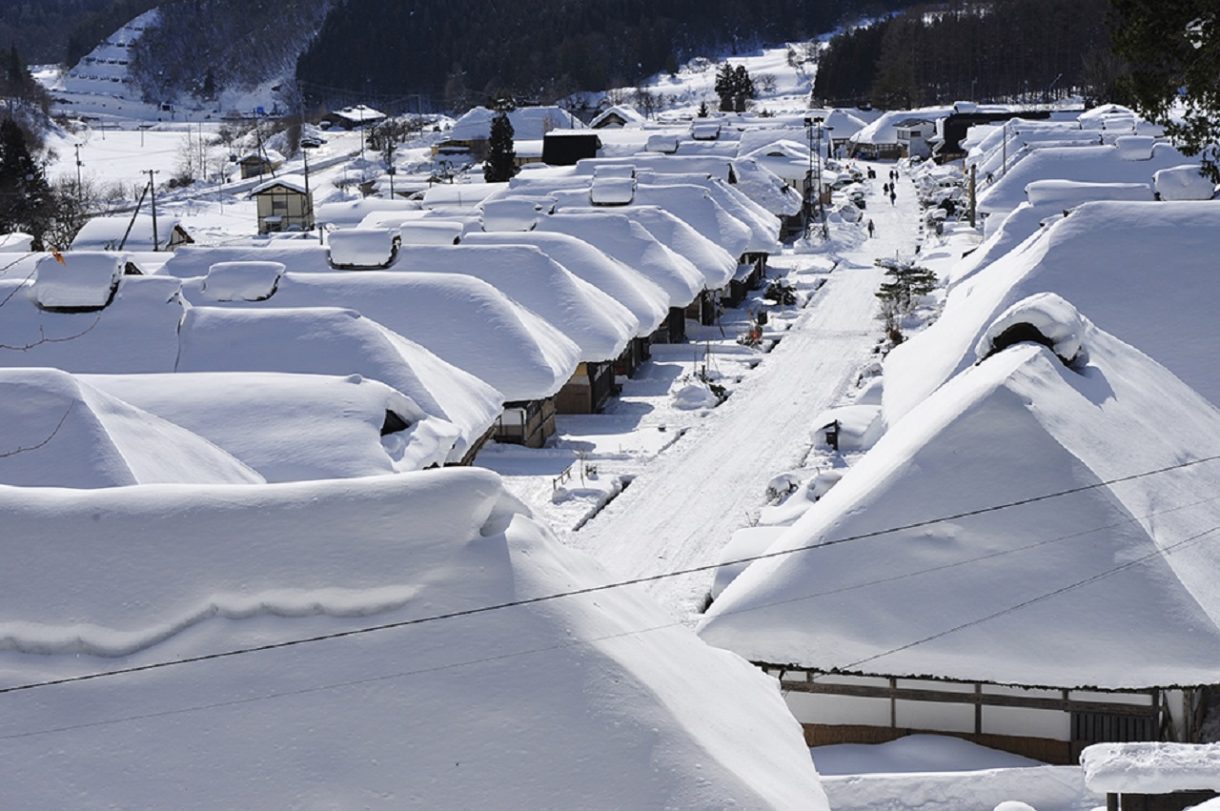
[1081,743,1220,793]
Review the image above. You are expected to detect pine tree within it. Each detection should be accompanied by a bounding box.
[0,117,53,244]
[697,100,709,117]
[713,63,736,112]
[483,105,517,183]
[731,64,755,112]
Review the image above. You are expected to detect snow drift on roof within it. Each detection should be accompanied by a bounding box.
[1154,165,1216,201]
[180,271,580,402]
[732,158,804,217]
[327,228,398,269]
[421,182,499,209]
[200,261,284,301]
[480,198,544,231]
[393,220,463,245]
[85,372,459,479]
[449,105,583,142]
[0,471,827,808]
[33,251,125,309]
[1081,743,1220,793]
[0,275,184,373]
[390,244,637,361]
[70,215,187,252]
[249,174,309,196]
[0,368,262,487]
[461,231,669,335]
[159,244,333,278]
[701,310,1220,689]
[316,197,414,228]
[885,201,1220,422]
[535,212,704,307]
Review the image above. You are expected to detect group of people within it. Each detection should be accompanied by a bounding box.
[866,167,901,238]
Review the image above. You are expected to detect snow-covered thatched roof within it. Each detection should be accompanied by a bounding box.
[390,244,638,361]
[885,201,1220,422]
[0,471,828,807]
[174,304,504,461]
[701,301,1220,689]
[590,104,646,128]
[160,244,333,278]
[0,367,262,488]
[85,372,460,479]
[535,212,704,307]
[461,230,669,335]
[316,197,416,228]
[71,214,191,252]
[180,270,580,403]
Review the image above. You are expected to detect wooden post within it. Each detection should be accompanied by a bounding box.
[968,163,977,229]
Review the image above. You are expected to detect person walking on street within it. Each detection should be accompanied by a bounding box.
[882,182,890,195]
[867,218,875,238]
[890,190,896,206]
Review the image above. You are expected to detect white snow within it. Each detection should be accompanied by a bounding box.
[0,232,34,252]
[974,292,1087,366]
[0,471,827,809]
[160,244,334,278]
[449,105,583,142]
[535,212,705,306]
[1024,179,1151,208]
[1081,742,1220,793]
[813,734,1042,776]
[199,260,284,301]
[392,220,464,245]
[1154,165,1217,201]
[316,197,416,228]
[327,227,398,269]
[32,251,124,309]
[885,201,1220,419]
[589,177,636,206]
[390,244,638,361]
[0,367,262,487]
[701,311,1220,689]
[85,372,459,478]
[179,270,581,402]
[460,230,669,334]
[480,197,545,231]
[249,174,309,196]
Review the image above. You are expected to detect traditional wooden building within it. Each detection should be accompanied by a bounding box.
[250,175,314,235]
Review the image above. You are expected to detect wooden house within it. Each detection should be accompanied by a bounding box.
[250,175,314,235]
[322,104,386,131]
[237,149,284,180]
[894,117,934,159]
[543,131,603,166]
[589,105,646,129]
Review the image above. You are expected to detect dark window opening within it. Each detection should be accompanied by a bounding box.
[380,410,411,436]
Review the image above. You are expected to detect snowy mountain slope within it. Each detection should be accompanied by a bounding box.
[701,302,1220,688]
[0,471,828,808]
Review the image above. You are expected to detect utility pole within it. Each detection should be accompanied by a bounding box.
[968,163,977,229]
[146,169,160,251]
[804,116,815,239]
[73,143,83,201]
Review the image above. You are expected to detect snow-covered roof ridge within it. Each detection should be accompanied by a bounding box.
[0,471,828,808]
[700,310,1220,689]
[1081,742,1220,793]
[250,174,309,196]
[390,244,638,361]
[0,367,263,488]
[84,372,460,478]
[884,200,1220,422]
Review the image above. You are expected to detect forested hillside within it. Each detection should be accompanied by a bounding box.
[129,0,330,102]
[814,0,1119,107]
[295,0,913,110]
[0,0,155,65]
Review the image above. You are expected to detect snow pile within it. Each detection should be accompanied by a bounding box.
[174,305,502,461]
[0,472,827,808]
[450,105,581,142]
[461,231,668,334]
[974,292,1087,367]
[327,228,398,269]
[886,201,1220,418]
[536,212,704,307]
[180,271,580,402]
[316,197,415,229]
[639,177,781,255]
[394,220,464,245]
[0,275,185,372]
[616,205,737,288]
[1024,179,1151,208]
[701,312,1220,689]
[390,244,638,361]
[590,177,635,206]
[632,183,756,258]
[592,163,636,179]
[822,765,1094,811]
[421,182,499,209]
[671,380,720,410]
[732,157,804,216]
[813,734,1042,776]
[1081,743,1220,793]
[0,232,33,252]
[481,198,544,231]
[0,368,262,488]
[1114,135,1156,160]
[86,372,459,478]
[812,404,884,452]
[711,526,788,599]
[32,252,124,309]
[199,261,284,302]
[1154,165,1216,201]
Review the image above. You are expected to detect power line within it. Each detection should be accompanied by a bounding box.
[3,490,1219,744]
[0,452,1216,699]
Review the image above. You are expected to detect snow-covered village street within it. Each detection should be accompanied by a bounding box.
[2,2,1220,807]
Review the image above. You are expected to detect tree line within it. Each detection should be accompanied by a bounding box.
[814,0,1117,108]
[296,0,912,111]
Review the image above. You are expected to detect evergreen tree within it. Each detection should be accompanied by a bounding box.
[483,105,517,183]
[713,63,736,112]
[697,100,709,117]
[1112,0,1220,180]
[0,118,53,244]
[731,64,755,111]
[200,68,216,99]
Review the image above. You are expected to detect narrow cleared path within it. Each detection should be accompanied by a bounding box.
[569,164,922,618]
